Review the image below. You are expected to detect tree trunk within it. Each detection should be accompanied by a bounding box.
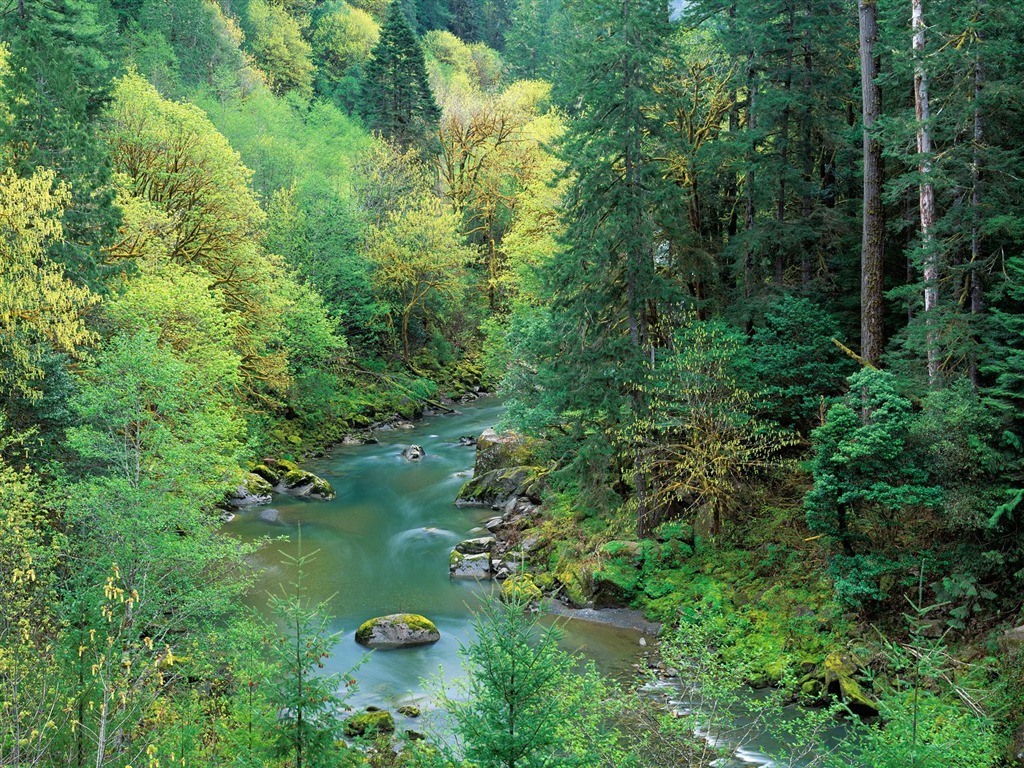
[859,0,885,365]
[914,0,939,383]
[969,10,984,387]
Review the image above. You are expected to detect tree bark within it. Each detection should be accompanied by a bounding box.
[969,7,984,386]
[859,0,885,365]
[913,0,939,383]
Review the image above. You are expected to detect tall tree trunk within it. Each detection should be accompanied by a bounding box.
[744,56,758,303]
[775,1,795,287]
[969,8,984,387]
[913,0,939,383]
[859,0,885,364]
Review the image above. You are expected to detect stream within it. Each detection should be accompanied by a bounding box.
[225,397,833,766]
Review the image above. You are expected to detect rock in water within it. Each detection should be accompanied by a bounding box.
[227,472,273,507]
[401,445,425,460]
[343,709,395,737]
[280,469,336,500]
[455,536,495,555]
[355,614,440,648]
[450,550,491,579]
[258,507,281,523]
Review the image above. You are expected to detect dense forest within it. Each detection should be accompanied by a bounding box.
[3,0,1024,764]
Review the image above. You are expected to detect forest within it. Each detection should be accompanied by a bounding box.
[2,0,1024,764]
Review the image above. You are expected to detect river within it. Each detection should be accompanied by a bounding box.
[225,397,835,765]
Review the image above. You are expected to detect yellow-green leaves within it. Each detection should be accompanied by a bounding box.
[367,193,473,364]
[0,168,99,400]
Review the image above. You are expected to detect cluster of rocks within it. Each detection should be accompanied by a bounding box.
[343,704,424,743]
[449,427,545,582]
[223,458,336,511]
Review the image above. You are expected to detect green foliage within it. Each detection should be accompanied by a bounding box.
[745,296,855,431]
[634,318,795,535]
[428,596,629,768]
[265,534,355,768]
[244,0,314,100]
[805,369,942,607]
[313,1,380,105]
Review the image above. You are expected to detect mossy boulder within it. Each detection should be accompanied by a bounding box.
[501,574,542,603]
[343,709,395,738]
[599,540,643,564]
[355,614,440,648]
[592,562,639,608]
[227,472,273,507]
[473,428,543,476]
[251,463,281,485]
[397,705,421,718]
[280,468,336,500]
[456,467,541,508]
[823,651,878,716]
[267,458,300,474]
[555,563,593,607]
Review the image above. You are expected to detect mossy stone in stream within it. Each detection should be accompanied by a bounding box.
[355,614,440,648]
[343,710,395,738]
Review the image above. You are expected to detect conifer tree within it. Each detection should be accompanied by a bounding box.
[512,0,677,533]
[359,3,440,150]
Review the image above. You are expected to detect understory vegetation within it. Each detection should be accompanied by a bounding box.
[3,0,1024,765]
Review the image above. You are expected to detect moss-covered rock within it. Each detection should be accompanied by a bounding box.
[456,467,541,508]
[823,651,878,715]
[267,458,300,474]
[343,709,395,738]
[279,468,336,500]
[251,463,281,485]
[555,563,593,607]
[592,561,640,608]
[450,550,491,579]
[501,574,542,603]
[456,536,495,555]
[397,705,421,718]
[355,614,440,648]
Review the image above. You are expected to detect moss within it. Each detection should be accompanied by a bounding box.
[283,469,308,487]
[395,613,438,632]
[287,434,302,446]
[450,550,465,567]
[397,705,420,718]
[343,710,395,738]
[243,472,273,496]
[251,463,280,485]
[271,458,301,473]
[501,574,542,603]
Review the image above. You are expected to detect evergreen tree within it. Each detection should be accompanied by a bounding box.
[431,597,628,768]
[359,2,441,149]
[510,0,677,533]
[265,533,353,768]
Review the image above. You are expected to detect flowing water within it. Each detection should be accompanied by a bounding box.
[224,399,650,719]
[225,398,837,764]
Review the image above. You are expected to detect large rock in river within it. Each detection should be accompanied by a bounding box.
[401,445,425,460]
[456,467,541,508]
[279,468,335,500]
[474,428,535,475]
[355,614,440,648]
[227,472,273,507]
